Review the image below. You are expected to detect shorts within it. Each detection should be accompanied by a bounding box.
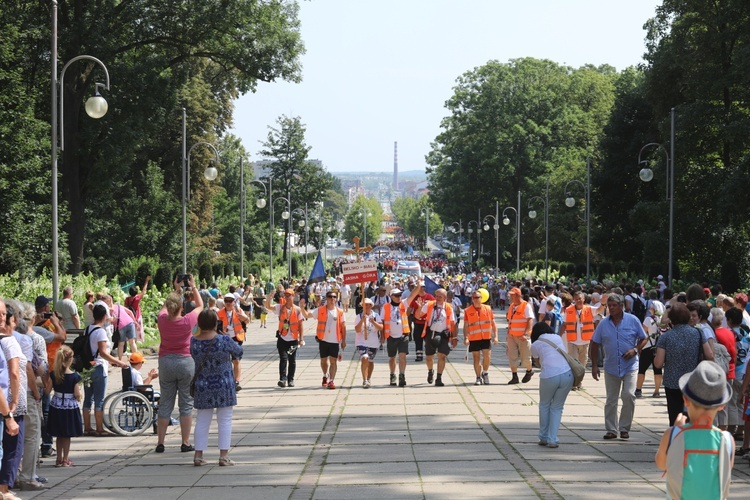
[425,330,451,356]
[319,340,340,359]
[469,339,491,352]
[260,312,268,321]
[386,336,409,357]
[357,346,378,361]
[118,322,136,341]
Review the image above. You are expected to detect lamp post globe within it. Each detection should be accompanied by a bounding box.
[298,219,305,228]
[84,94,108,119]
[565,197,576,208]
[503,217,510,226]
[528,210,537,219]
[256,198,267,209]
[203,166,218,181]
[483,224,489,231]
[282,210,290,220]
[493,224,499,230]
[639,167,654,182]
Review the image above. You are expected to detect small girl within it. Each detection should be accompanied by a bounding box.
[260,302,268,328]
[45,346,83,467]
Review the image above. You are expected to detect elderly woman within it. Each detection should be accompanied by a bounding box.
[155,275,203,454]
[191,310,243,466]
[654,303,714,426]
[710,308,737,430]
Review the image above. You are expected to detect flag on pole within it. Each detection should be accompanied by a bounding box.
[308,252,326,285]
[424,275,439,295]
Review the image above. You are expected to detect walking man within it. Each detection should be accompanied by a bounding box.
[265,289,303,387]
[315,290,346,389]
[382,288,411,387]
[464,290,498,385]
[415,288,456,387]
[354,298,383,388]
[590,293,648,440]
[561,291,594,390]
[506,287,534,384]
[407,282,434,362]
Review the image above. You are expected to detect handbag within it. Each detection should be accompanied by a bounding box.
[190,336,217,397]
[112,309,121,345]
[538,338,585,387]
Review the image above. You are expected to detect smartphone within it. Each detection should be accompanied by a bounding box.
[177,274,191,287]
[43,312,53,319]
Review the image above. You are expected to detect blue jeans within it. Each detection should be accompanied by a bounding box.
[83,364,107,411]
[538,370,574,444]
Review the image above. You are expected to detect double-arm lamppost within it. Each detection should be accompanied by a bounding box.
[467,218,482,265]
[528,179,549,281]
[359,210,372,248]
[420,208,430,250]
[315,215,333,263]
[483,207,500,270]
[449,220,463,258]
[273,197,292,280]
[291,205,310,272]
[564,158,591,283]
[183,138,220,273]
[51,0,111,303]
[503,191,522,274]
[248,179,273,281]
[638,108,675,287]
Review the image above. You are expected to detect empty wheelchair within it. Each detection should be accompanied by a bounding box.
[102,367,158,436]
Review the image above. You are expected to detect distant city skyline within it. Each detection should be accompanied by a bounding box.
[232,0,662,173]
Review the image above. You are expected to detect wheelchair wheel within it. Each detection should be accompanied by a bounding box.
[108,391,154,436]
[101,391,121,432]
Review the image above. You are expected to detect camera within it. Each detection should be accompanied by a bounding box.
[42,312,53,319]
[177,273,191,288]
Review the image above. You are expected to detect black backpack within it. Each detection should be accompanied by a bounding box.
[630,294,647,322]
[72,325,101,372]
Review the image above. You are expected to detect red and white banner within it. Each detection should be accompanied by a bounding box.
[342,261,378,285]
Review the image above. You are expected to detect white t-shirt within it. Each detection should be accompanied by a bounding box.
[55,298,79,330]
[643,316,659,348]
[385,303,406,339]
[273,304,300,342]
[322,307,341,344]
[1,336,27,415]
[130,366,144,386]
[340,285,351,298]
[87,325,110,375]
[356,312,382,348]
[530,334,571,379]
[422,302,449,332]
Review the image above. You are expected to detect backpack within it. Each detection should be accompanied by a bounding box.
[630,294,647,322]
[712,342,731,375]
[72,325,102,373]
[665,421,733,500]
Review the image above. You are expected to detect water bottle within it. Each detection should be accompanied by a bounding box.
[338,353,343,361]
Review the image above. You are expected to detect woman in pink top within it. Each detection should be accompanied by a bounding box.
[154,275,203,454]
[110,299,137,361]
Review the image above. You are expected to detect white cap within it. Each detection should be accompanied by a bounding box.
[657,274,664,280]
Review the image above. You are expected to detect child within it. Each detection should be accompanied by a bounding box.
[260,301,268,328]
[45,346,83,467]
[128,352,158,386]
[655,361,735,499]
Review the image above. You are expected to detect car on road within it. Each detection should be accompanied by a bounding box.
[396,260,422,278]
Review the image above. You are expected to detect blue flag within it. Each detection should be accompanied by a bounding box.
[308,252,326,285]
[424,275,439,295]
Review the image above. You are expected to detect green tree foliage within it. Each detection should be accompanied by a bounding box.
[259,115,333,262]
[391,196,442,243]
[343,196,382,248]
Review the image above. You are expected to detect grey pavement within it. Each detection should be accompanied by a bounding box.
[25,307,750,499]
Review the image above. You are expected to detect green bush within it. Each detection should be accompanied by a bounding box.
[154,265,172,289]
[212,263,223,278]
[721,260,741,294]
[199,262,212,285]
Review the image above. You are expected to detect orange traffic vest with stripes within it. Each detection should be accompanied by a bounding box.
[316,306,345,342]
[217,307,246,342]
[507,300,531,337]
[564,305,595,342]
[382,302,411,339]
[41,319,61,369]
[276,305,301,340]
[464,304,493,341]
[421,301,455,338]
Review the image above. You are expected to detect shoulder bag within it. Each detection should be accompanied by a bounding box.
[538,337,585,387]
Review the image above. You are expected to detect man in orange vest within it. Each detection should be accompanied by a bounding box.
[407,282,434,362]
[217,293,249,391]
[382,288,411,387]
[560,291,594,390]
[506,287,534,384]
[415,288,456,387]
[266,288,304,388]
[463,291,498,385]
[315,290,347,389]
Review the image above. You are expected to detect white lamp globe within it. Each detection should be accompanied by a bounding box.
[203,166,218,181]
[565,197,576,208]
[503,217,510,226]
[529,210,537,219]
[256,198,267,209]
[84,94,108,119]
[639,167,654,182]
[483,224,489,231]
[281,210,290,220]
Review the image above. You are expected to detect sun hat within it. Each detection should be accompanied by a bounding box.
[363,298,374,306]
[129,353,145,364]
[678,361,732,408]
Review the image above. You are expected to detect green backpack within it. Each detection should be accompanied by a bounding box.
[665,419,733,499]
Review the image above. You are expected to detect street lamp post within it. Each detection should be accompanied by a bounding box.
[483,209,500,271]
[564,158,591,283]
[359,210,372,248]
[450,220,463,259]
[292,205,310,272]
[274,197,292,281]
[528,179,549,281]
[184,139,220,273]
[51,0,111,303]
[248,179,271,282]
[420,207,429,251]
[503,191,521,274]
[467,217,482,265]
[638,108,675,287]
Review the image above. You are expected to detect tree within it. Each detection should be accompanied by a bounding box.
[343,196,382,248]
[259,115,332,266]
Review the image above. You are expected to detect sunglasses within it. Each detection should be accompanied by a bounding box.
[224,297,234,302]
[326,295,337,299]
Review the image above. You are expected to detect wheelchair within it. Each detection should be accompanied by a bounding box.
[102,368,159,436]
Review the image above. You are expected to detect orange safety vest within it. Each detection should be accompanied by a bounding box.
[382,302,411,338]
[316,306,345,343]
[564,305,595,342]
[464,304,493,341]
[217,307,246,342]
[276,305,301,340]
[41,319,61,369]
[507,300,531,337]
[421,301,455,338]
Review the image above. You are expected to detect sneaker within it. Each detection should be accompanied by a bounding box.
[427,370,434,384]
[327,380,336,390]
[390,374,397,386]
[635,389,642,398]
[288,380,295,387]
[415,353,423,362]
[546,443,559,448]
[18,480,45,491]
[652,391,661,398]
[181,443,195,452]
[507,373,519,385]
[41,447,56,458]
[365,380,371,388]
[363,380,368,388]
[435,376,445,387]
[235,381,242,391]
[482,373,490,385]
[278,379,287,388]
[322,375,329,387]
[474,377,482,386]
[521,370,534,383]
[34,476,47,484]
[399,374,406,387]
[735,447,749,457]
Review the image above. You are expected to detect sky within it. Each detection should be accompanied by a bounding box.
[231,0,662,173]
